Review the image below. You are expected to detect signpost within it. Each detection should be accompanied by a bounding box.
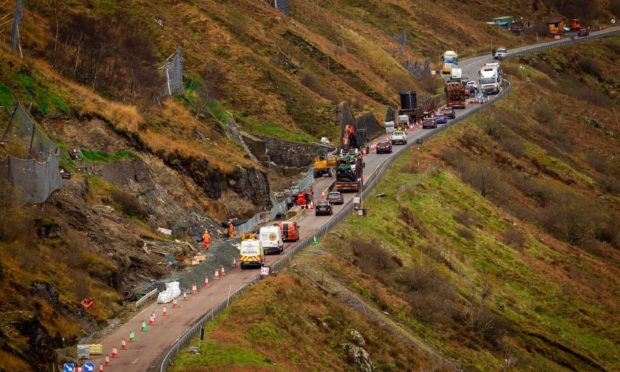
[83,362,95,372]
[64,363,74,372]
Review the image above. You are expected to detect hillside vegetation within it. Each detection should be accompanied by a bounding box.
[172,37,620,370]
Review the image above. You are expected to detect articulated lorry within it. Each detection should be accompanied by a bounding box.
[445,81,467,109]
[335,154,363,192]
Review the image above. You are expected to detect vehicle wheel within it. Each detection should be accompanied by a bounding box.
[240,263,245,270]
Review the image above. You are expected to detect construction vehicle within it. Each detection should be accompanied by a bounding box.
[313,153,337,178]
[445,81,467,109]
[569,19,582,31]
[335,154,363,192]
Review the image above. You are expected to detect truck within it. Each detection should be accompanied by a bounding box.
[445,81,467,109]
[398,91,423,124]
[450,67,463,81]
[335,154,362,192]
[479,65,501,94]
[441,50,458,75]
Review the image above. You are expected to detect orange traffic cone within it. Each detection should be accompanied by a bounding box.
[104,355,111,366]
[148,313,155,326]
[203,275,209,287]
[309,201,314,209]
[111,346,118,358]
[183,292,188,301]
[191,283,198,295]
[221,266,226,277]
[121,337,127,350]
[214,269,220,280]
[173,298,178,308]
[162,306,168,316]
[99,365,104,372]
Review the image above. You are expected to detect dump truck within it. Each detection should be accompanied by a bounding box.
[313,153,337,178]
[335,154,362,192]
[445,81,467,109]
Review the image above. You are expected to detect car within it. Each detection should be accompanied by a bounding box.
[315,200,333,216]
[391,130,407,145]
[327,191,344,205]
[494,47,507,60]
[376,140,392,154]
[577,28,589,37]
[434,113,448,124]
[465,80,478,94]
[441,106,456,119]
[422,117,437,129]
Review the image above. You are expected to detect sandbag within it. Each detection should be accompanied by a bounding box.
[157,281,181,303]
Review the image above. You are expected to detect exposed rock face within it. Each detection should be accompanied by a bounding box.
[258,136,334,168]
[342,343,374,372]
[164,150,271,209]
[31,282,60,308]
[347,329,367,347]
[240,132,269,163]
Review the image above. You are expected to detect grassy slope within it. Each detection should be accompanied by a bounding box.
[172,37,620,370]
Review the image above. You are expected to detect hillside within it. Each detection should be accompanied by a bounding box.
[170,37,620,370]
[0,0,619,369]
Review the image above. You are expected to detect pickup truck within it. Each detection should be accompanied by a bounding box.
[391,130,407,145]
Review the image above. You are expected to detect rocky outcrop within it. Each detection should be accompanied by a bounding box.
[31,282,60,308]
[342,342,374,372]
[163,150,271,208]
[240,132,269,163]
[258,136,334,168]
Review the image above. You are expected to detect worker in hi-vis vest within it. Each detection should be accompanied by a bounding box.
[202,230,211,250]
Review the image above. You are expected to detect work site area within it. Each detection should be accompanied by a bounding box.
[1,1,620,371]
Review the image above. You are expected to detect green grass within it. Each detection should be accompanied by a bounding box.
[238,115,315,143]
[171,339,273,371]
[0,83,14,109]
[13,73,69,116]
[80,149,138,163]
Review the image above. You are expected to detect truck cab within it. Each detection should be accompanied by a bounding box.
[479,67,500,94]
[239,239,265,269]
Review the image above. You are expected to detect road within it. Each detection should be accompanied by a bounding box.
[87,26,620,372]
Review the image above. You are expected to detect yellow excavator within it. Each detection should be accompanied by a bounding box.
[313,153,337,178]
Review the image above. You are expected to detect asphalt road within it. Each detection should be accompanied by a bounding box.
[87,26,620,372]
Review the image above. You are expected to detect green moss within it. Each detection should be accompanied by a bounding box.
[0,83,14,108]
[238,115,315,143]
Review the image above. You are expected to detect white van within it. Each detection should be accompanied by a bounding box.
[240,239,264,269]
[384,121,395,134]
[259,226,284,255]
[398,115,410,127]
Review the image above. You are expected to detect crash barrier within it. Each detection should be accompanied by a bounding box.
[0,102,63,204]
[134,288,159,309]
[160,30,620,370]
[160,81,513,372]
[237,167,314,234]
[504,26,620,60]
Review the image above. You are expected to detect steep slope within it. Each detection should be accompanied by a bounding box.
[171,37,620,370]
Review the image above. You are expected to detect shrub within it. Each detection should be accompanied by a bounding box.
[453,210,478,227]
[534,104,555,124]
[543,190,603,246]
[578,58,603,79]
[351,239,397,278]
[504,227,525,248]
[457,227,475,240]
[110,189,148,219]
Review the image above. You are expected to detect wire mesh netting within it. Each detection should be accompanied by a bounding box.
[162,48,184,97]
[0,102,63,204]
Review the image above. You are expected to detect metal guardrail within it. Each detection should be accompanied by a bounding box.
[159,29,620,371]
[135,288,159,309]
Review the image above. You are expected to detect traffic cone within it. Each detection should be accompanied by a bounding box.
[203,275,210,287]
[142,321,148,332]
[309,201,314,209]
[313,236,318,245]
[99,365,104,372]
[172,298,178,308]
[104,355,111,366]
[77,367,83,372]
[121,337,127,350]
[162,306,168,316]
[221,266,226,277]
[214,269,220,280]
[148,313,155,326]
[183,291,189,301]
[130,331,136,342]
[111,346,118,358]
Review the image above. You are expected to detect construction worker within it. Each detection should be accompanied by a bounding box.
[228,222,235,239]
[202,230,211,250]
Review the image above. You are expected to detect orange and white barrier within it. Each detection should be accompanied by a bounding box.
[121,338,127,350]
[221,266,226,277]
[162,306,168,316]
[191,283,198,295]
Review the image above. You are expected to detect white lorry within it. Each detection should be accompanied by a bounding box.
[259,226,284,255]
[384,121,395,134]
[479,66,501,94]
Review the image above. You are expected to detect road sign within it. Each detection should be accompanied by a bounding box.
[83,362,95,372]
[64,363,74,372]
[260,267,270,276]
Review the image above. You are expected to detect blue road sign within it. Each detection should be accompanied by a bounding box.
[83,362,96,372]
[64,363,75,372]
